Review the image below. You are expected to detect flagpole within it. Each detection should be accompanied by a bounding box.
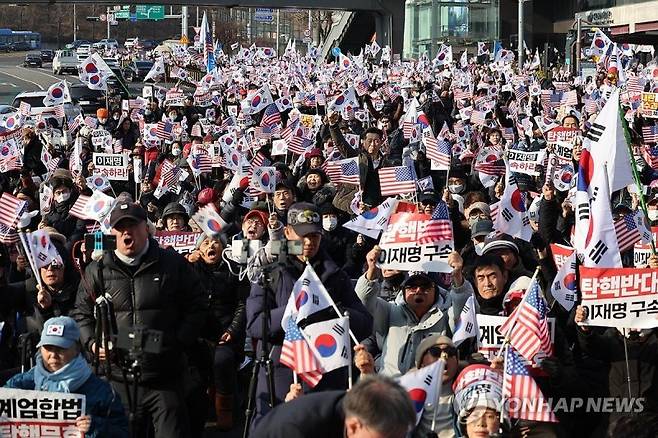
[495,266,540,358]
[18,231,44,291]
[344,312,353,390]
[498,344,508,426]
[619,99,657,255]
[429,356,447,432]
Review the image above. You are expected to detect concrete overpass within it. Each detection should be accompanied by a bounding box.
[1,0,406,55]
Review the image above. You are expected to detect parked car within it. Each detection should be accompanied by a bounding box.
[123,60,154,82]
[76,44,91,61]
[93,38,119,50]
[12,91,82,125]
[52,49,79,75]
[23,52,42,68]
[65,40,91,50]
[40,49,54,62]
[140,39,160,51]
[68,83,105,116]
[10,41,32,52]
[0,42,11,52]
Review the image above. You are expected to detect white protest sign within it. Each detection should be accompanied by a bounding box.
[93,153,129,181]
[0,388,86,437]
[377,212,454,273]
[507,149,545,176]
[580,267,658,329]
[91,129,112,152]
[477,314,555,365]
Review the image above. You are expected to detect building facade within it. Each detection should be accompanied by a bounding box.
[403,0,500,59]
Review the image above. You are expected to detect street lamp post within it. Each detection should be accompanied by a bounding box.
[518,0,524,67]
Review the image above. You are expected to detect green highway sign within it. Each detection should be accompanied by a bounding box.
[135,5,165,20]
[114,5,130,20]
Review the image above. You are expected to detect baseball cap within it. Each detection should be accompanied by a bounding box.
[482,233,519,255]
[38,316,80,349]
[287,202,322,236]
[419,190,439,204]
[415,334,456,368]
[465,202,491,218]
[401,272,435,290]
[110,202,148,227]
[471,219,494,239]
[244,209,268,225]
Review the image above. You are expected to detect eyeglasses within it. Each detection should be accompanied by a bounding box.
[426,345,457,358]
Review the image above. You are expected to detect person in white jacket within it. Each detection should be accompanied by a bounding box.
[354,246,473,377]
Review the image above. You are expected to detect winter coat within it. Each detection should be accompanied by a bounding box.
[329,124,391,207]
[354,273,473,376]
[192,259,248,346]
[23,137,47,176]
[245,250,373,422]
[44,196,85,241]
[71,239,208,382]
[5,367,128,438]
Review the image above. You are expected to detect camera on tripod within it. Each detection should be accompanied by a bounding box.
[270,239,303,258]
[84,233,116,260]
[116,326,163,358]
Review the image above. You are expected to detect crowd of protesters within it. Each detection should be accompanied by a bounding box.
[1,34,658,438]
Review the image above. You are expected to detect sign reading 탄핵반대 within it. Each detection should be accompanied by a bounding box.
[0,388,86,437]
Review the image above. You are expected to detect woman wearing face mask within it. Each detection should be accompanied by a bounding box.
[42,171,83,239]
[113,118,139,151]
[316,204,354,270]
[95,108,116,133]
[187,234,249,431]
[166,107,181,123]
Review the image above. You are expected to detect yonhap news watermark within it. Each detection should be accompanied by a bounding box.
[502,397,646,414]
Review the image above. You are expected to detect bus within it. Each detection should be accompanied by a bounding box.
[0,29,41,50]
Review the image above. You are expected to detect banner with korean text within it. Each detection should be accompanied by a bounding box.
[93,153,129,181]
[579,267,658,329]
[0,388,85,437]
[376,212,454,273]
[154,231,202,254]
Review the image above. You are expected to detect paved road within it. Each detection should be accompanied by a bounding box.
[0,52,64,104]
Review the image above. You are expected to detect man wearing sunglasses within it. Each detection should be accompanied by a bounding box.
[246,202,373,423]
[355,247,472,377]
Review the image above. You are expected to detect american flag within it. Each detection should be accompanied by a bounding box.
[643,146,658,170]
[219,116,236,131]
[498,278,552,361]
[614,212,644,252]
[254,126,272,140]
[52,105,65,118]
[354,78,370,96]
[260,103,281,127]
[189,153,213,174]
[156,120,173,140]
[280,318,323,387]
[0,193,26,230]
[475,159,506,176]
[502,127,515,142]
[418,201,453,245]
[315,91,326,106]
[0,222,19,245]
[324,157,360,185]
[84,116,98,129]
[425,134,451,168]
[504,346,557,423]
[583,96,600,116]
[540,91,561,110]
[626,75,645,94]
[69,195,91,220]
[453,88,471,101]
[67,114,84,133]
[514,85,529,102]
[0,156,20,172]
[642,126,658,144]
[161,159,182,188]
[378,166,416,196]
[560,90,579,107]
[250,151,270,169]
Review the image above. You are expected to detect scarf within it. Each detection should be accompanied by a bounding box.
[34,353,92,393]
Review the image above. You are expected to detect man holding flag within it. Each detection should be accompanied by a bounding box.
[246,202,373,424]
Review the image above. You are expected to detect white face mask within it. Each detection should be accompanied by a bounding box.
[322,216,338,231]
[649,209,658,222]
[474,241,485,256]
[171,148,181,156]
[449,184,465,194]
[169,114,177,121]
[55,192,70,204]
[98,118,107,124]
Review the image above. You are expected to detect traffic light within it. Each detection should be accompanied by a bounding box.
[86,16,100,22]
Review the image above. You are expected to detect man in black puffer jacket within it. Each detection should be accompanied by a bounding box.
[71,201,207,438]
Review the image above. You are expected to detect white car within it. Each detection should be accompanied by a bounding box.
[11,91,82,124]
[93,39,119,50]
[76,44,91,61]
[52,49,79,75]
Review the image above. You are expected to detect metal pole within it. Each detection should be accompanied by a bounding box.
[517,0,524,67]
[106,7,110,39]
[181,5,188,46]
[575,17,582,75]
[73,4,77,42]
[276,9,280,56]
[196,6,200,27]
[308,10,312,45]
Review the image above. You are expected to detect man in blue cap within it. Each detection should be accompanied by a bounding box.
[4,316,128,437]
